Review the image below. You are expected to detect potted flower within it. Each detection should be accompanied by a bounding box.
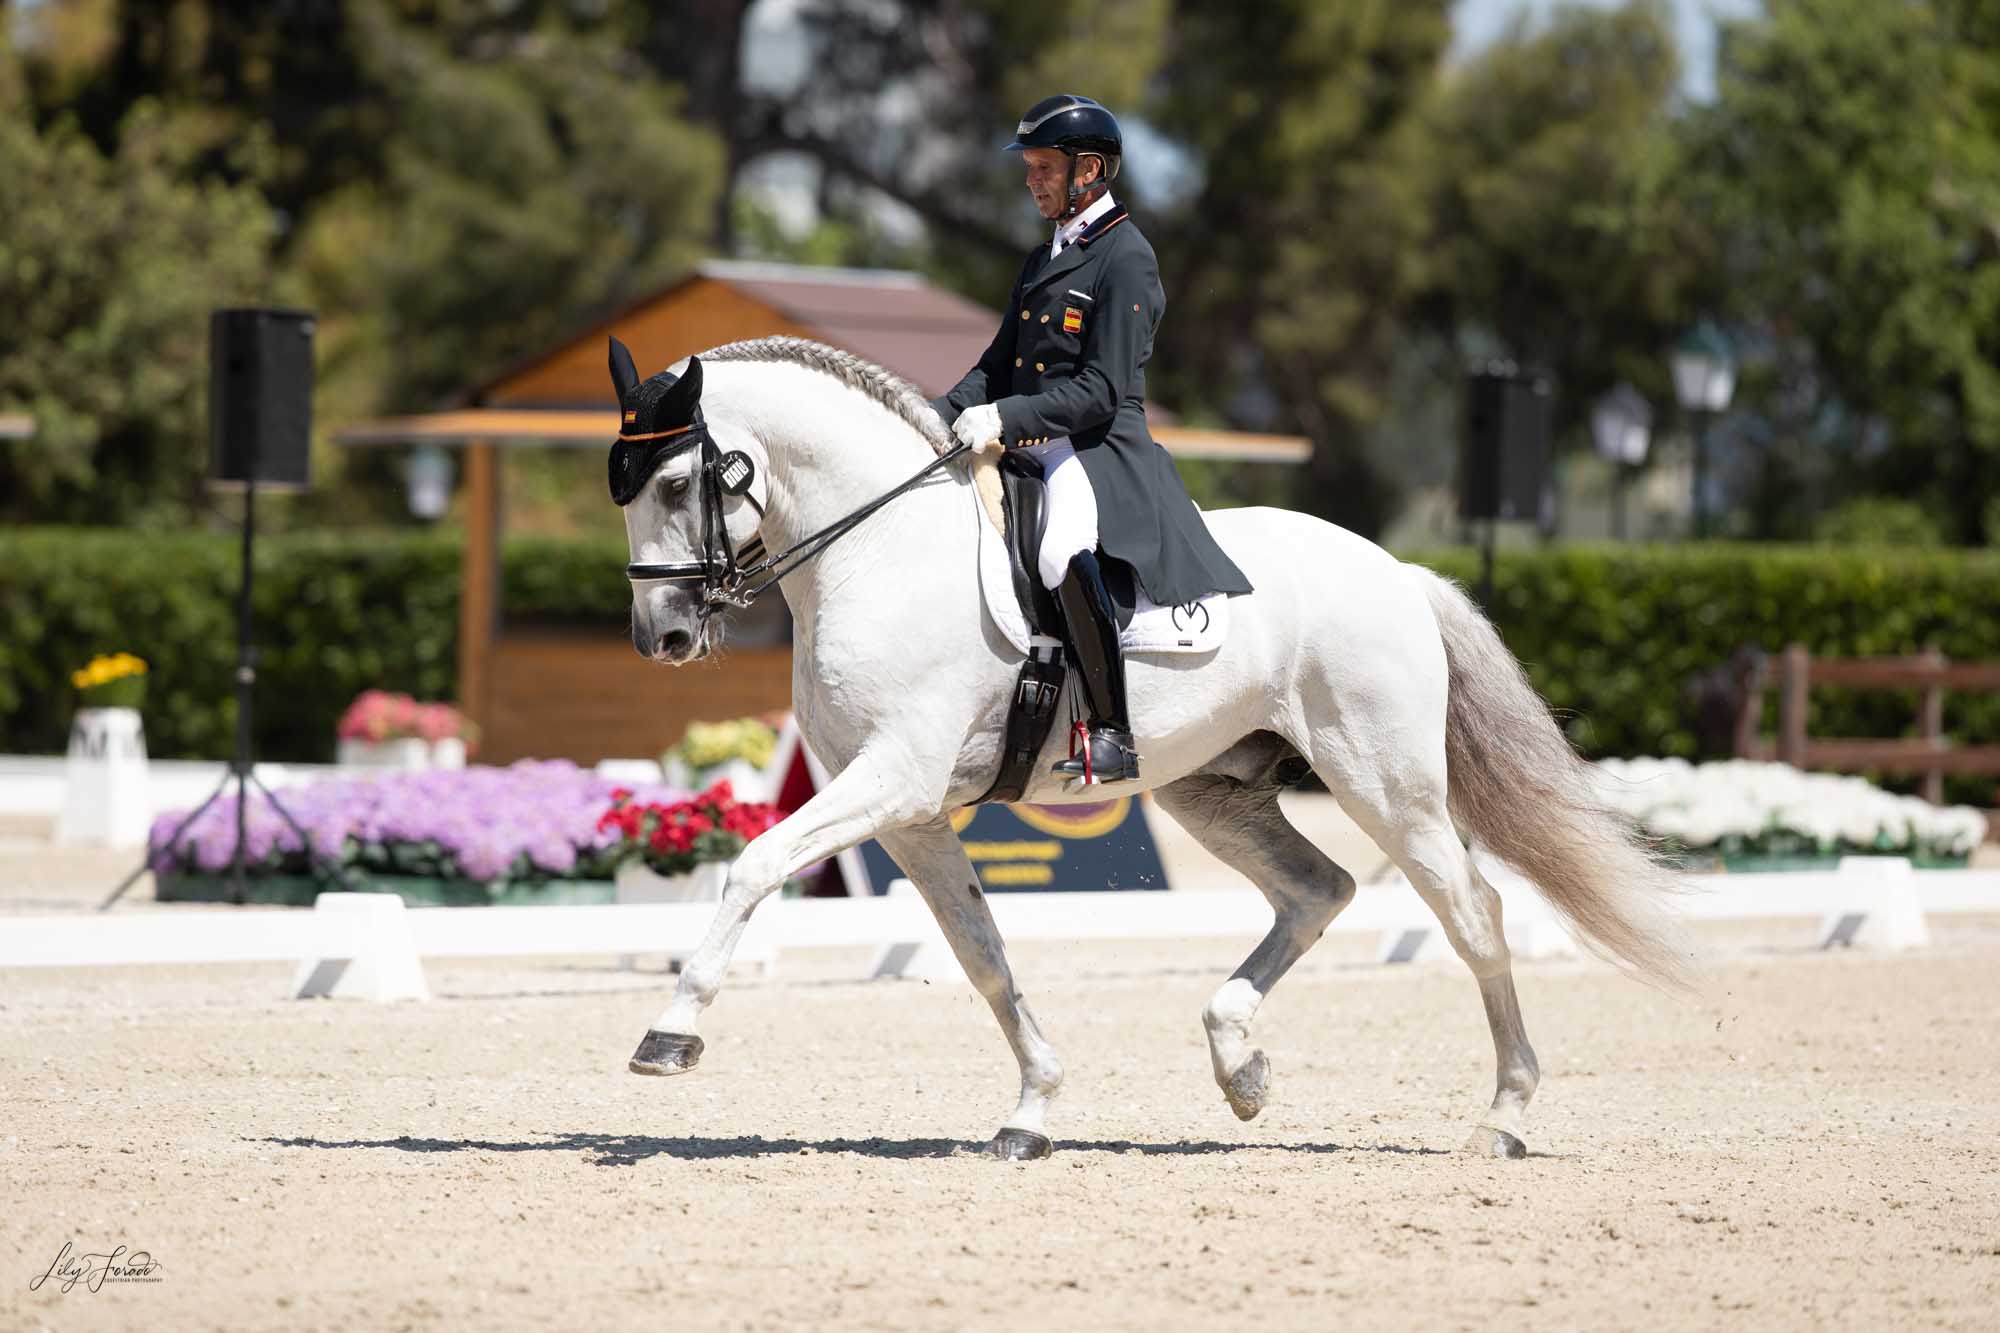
[597,780,783,904]
[659,716,781,800]
[58,652,151,846]
[336,690,479,769]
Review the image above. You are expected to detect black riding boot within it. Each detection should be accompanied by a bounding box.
[1049,550,1141,784]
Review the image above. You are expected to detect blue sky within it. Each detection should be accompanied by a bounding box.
[1454,0,1763,101]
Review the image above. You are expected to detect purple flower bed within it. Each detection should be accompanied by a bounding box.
[148,760,688,884]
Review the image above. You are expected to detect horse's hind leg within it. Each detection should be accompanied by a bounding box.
[1324,776,1541,1158]
[1153,761,1355,1122]
[874,820,1064,1160]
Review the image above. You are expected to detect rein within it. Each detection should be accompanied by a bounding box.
[627,439,972,616]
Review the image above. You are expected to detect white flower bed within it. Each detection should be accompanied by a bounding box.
[1592,757,1989,861]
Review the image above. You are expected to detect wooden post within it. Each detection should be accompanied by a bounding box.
[1733,656,1766,760]
[1920,647,1946,803]
[458,440,502,738]
[1779,643,1810,769]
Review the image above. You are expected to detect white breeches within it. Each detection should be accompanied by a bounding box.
[1018,439,1099,590]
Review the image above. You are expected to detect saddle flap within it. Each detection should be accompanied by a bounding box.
[998,451,1064,636]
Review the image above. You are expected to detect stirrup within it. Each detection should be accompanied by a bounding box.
[1051,720,1140,785]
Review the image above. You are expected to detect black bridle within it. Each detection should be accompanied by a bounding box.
[620,424,971,618]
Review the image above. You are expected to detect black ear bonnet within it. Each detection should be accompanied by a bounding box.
[608,338,707,506]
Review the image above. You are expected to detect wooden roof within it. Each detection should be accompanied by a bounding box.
[475,260,1004,406]
[340,259,1310,462]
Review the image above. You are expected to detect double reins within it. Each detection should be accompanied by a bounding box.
[626,436,972,616]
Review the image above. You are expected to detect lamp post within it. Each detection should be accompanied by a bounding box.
[1590,382,1652,540]
[404,444,457,520]
[1670,324,1735,539]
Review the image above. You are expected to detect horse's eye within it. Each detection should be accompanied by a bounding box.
[666,476,692,500]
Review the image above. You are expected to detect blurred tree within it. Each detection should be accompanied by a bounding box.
[1417,2,1714,463]
[1689,0,2000,544]
[1812,496,1945,548]
[1145,0,1453,534]
[0,49,280,525]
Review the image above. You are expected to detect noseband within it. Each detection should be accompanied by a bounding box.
[619,424,969,619]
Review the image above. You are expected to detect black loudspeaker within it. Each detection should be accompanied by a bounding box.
[1459,365,1553,522]
[208,307,315,490]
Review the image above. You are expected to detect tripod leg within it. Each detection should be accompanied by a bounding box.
[248,771,360,893]
[98,773,233,912]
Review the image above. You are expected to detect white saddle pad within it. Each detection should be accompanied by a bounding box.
[973,483,1229,658]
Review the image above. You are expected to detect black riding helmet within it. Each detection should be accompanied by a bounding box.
[1005,94,1122,216]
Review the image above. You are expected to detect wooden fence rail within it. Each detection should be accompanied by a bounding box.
[1733,644,2000,803]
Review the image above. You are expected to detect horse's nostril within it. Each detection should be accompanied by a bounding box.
[659,629,694,658]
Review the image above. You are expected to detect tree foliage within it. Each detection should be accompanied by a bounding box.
[0,64,279,524]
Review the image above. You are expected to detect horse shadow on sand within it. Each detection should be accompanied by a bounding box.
[258,1133,1449,1166]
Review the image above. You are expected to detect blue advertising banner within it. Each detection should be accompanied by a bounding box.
[854,797,1169,895]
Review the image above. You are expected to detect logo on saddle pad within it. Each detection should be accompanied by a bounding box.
[1062,306,1084,335]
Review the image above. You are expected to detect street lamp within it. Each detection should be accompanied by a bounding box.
[404,444,456,520]
[1671,323,1735,538]
[1590,382,1651,540]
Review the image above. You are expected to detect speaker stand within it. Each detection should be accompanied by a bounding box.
[100,478,358,911]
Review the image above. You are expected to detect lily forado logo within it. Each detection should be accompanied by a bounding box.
[29,1242,164,1294]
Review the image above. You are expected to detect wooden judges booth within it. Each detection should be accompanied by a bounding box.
[336,260,1309,764]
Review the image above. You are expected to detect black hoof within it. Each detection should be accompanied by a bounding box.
[1465,1126,1528,1159]
[628,1030,703,1077]
[984,1127,1053,1161]
[1223,1050,1271,1122]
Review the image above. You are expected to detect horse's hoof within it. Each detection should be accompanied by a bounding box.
[628,1030,704,1076]
[1465,1126,1528,1159]
[984,1127,1054,1161]
[1223,1049,1271,1122]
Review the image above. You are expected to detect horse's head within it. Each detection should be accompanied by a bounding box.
[607,338,768,664]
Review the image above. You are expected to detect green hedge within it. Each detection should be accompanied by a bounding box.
[1408,545,2000,786]
[0,527,630,762]
[6,530,2000,785]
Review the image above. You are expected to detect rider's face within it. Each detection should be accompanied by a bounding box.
[1023,147,1095,221]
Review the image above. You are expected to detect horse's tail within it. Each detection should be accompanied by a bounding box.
[1417,568,1693,990]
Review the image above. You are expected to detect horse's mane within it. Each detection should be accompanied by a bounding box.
[702,336,954,457]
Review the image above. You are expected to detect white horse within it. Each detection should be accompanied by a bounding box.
[619,336,1686,1161]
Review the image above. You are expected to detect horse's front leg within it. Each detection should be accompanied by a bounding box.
[627,752,917,1077]
[874,820,1064,1161]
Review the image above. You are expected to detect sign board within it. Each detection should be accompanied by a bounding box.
[762,715,1170,896]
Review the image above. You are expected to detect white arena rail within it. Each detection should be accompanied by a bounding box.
[1,860,1996,1001]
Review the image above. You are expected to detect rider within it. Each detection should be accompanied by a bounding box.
[934,94,1252,785]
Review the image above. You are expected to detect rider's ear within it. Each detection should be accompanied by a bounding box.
[658,354,704,423]
[608,337,641,404]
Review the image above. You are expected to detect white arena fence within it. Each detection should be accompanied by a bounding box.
[2,857,1996,1001]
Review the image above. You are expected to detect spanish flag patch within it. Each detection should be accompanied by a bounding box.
[1062,306,1084,335]
[624,410,638,424]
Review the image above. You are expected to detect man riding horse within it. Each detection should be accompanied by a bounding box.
[933,94,1252,787]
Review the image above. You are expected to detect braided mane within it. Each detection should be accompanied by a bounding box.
[702,336,954,456]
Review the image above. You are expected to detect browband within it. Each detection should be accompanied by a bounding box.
[617,424,697,443]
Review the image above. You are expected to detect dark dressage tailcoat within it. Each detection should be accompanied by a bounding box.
[933,205,1253,607]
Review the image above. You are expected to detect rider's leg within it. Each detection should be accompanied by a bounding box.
[1048,550,1141,783]
[1029,446,1139,783]
[1033,443,1100,590]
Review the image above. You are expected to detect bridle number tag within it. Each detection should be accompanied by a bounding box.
[718,451,756,496]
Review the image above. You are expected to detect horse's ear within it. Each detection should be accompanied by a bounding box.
[658,354,703,422]
[608,337,641,403]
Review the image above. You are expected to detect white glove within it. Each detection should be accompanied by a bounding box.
[952,402,1005,456]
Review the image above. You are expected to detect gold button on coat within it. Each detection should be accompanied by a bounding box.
[1035,362,1045,372]
[1014,357,1023,367]
[1020,309,1030,319]
[1040,314,1050,323]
